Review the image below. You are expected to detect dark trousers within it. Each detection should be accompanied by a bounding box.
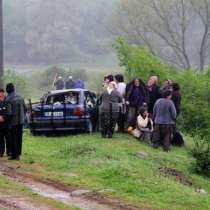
[100,112,118,137]
[10,124,23,158]
[127,107,138,128]
[152,124,174,151]
[0,128,10,156]
[117,112,125,132]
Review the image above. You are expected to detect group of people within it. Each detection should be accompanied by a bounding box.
[54,75,85,90]
[0,83,26,160]
[98,74,182,151]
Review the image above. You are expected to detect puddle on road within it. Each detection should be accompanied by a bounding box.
[25,181,116,210]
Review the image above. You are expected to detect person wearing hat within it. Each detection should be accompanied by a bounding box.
[6,83,26,160]
[65,76,75,89]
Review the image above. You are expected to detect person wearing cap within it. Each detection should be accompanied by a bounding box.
[98,81,122,138]
[6,83,26,160]
[65,76,75,89]
[54,76,65,90]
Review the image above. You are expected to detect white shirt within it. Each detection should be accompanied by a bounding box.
[116,82,126,97]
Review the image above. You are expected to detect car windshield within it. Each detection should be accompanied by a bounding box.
[46,92,79,105]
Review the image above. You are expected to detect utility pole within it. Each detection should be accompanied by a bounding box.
[0,0,3,88]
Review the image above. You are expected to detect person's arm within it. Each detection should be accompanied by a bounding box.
[97,93,103,106]
[169,101,177,121]
[153,102,157,120]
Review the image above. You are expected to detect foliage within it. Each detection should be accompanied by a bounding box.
[114,38,210,137]
[190,136,210,177]
[2,70,29,98]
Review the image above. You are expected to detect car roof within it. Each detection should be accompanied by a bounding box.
[48,89,88,95]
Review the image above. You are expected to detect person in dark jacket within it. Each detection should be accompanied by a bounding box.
[54,76,65,90]
[99,81,122,138]
[74,79,85,89]
[65,76,75,89]
[152,89,176,151]
[171,82,181,116]
[125,78,149,128]
[0,89,12,157]
[147,76,161,115]
[6,83,26,160]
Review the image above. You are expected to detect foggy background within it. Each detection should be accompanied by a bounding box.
[3,0,119,72]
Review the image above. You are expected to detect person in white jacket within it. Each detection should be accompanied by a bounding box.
[136,106,153,143]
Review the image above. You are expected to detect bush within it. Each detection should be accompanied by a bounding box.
[114,38,210,137]
[190,136,210,177]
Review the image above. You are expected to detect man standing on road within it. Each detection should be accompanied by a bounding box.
[0,89,11,157]
[6,83,26,160]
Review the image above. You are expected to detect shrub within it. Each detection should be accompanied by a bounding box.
[114,38,210,137]
[190,136,210,177]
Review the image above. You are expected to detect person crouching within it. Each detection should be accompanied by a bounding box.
[99,82,122,138]
[136,107,153,143]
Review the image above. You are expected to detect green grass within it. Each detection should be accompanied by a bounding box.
[21,131,210,210]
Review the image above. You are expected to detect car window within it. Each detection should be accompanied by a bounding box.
[46,92,79,105]
[84,92,96,108]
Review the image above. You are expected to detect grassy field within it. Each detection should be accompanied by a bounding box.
[16,131,210,210]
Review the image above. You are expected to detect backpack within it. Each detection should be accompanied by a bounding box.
[172,131,184,147]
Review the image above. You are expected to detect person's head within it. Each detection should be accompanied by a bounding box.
[108,81,117,90]
[134,78,140,87]
[104,74,114,83]
[0,89,5,102]
[6,83,15,94]
[68,76,73,80]
[139,106,148,118]
[172,82,180,91]
[162,89,172,99]
[148,75,159,86]
[58,76,62,80]
[164,79,172,87]
[115,74,124,83]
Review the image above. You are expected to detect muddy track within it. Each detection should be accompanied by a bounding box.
[0,161,147,210]
[0,194,53,210]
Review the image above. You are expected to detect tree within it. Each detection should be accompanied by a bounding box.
[110,0,210,71]
[0,0,3,88]
[3,0,116,65]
